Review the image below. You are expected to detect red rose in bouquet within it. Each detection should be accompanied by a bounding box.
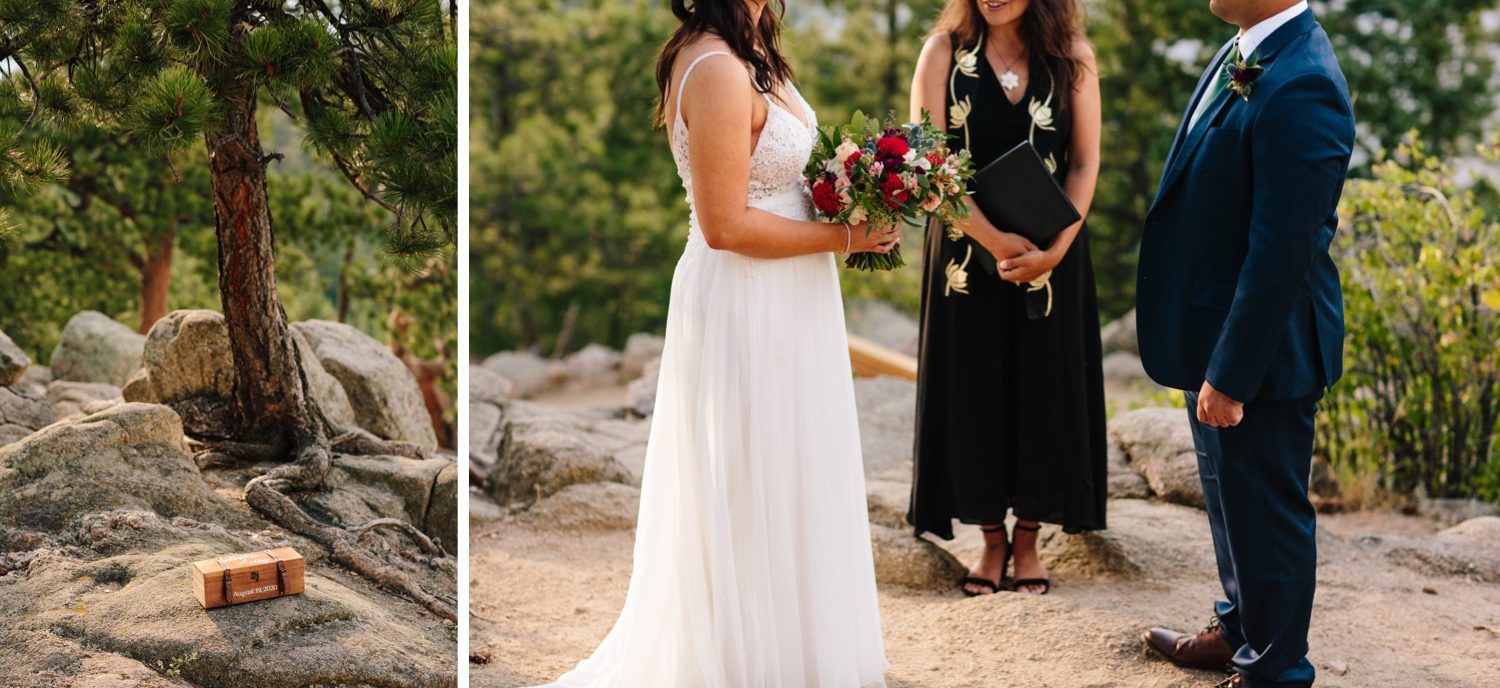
[876,135,909,161]
[880,172,909,208]
[811,177,844,216]
[843,149,862,171]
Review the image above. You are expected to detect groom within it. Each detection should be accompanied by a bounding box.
[1134,1,1354,687]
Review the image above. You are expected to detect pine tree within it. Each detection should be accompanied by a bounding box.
[2,125,216,334]
[0,0,456,619]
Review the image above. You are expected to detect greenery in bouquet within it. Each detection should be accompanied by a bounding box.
[804,110,972,271]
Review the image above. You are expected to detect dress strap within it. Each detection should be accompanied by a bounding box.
[675,50,735,125]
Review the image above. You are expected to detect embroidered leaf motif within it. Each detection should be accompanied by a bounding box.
[949,96,972,130]
[1043,153,1057,173]
[956,47,980,78]
[1028,98,1055,131]
[945,245,974,296]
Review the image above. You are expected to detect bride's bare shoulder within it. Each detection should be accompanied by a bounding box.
[672,36,738,77]
[672,39,749,98]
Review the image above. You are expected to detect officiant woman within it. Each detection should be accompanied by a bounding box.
[907,0,1107,596]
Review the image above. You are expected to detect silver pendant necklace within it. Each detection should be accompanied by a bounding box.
[988,42,1027,91]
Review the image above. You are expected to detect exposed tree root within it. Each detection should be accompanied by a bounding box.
[354,517,449,559]
[188,417,454,622]
[191,438,287,468]
[175,341,453,622]
[245,468,456,622]
[329,427,426,459]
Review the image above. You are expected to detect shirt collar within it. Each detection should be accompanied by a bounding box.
[1238,1,1309,58]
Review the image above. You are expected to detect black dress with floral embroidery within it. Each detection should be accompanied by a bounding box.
[908,37,1107,538]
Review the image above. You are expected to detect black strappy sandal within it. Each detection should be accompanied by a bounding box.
[959,524,1010,597]
[1010,522,1051,595]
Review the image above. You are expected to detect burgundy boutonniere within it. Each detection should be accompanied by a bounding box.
[1225,51,1264,101]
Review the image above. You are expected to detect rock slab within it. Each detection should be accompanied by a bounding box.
[0,328,30,387]
[0,386,53,448]
[49,311,146,387]
[488,413,635,506]
[293,320,437,448]
[44,380,122,422]
[1109,407,1203,508]
[516,482,642,531]
[621,333,665,381]
[0,403,244,532]
[481,351,550,399]
[870,524,967,590]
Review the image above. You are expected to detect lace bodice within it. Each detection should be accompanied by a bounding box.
[669,51,818,239]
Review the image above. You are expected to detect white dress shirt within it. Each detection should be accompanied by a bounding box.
[1238,1,1309,58]
[1186,1,1309,132]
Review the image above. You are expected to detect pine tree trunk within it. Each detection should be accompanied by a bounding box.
[205,93,318,447]
[138,224,176,334]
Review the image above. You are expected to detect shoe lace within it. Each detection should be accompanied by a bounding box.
[1202,616,1222,634]
[1214,675,1242,688]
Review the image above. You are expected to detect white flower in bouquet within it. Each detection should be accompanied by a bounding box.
[835,140,861,166]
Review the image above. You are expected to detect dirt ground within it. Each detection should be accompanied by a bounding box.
[475,383,1499,688]
[470,503,1500,688]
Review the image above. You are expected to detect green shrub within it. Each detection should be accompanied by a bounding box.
[1320,133,1500,503]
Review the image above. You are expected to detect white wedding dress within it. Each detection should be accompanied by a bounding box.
[542,51,889,688]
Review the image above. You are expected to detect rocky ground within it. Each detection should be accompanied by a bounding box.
[0,311,457,688]
[470,308,1500,688]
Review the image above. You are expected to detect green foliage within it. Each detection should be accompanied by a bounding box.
[0,0,456,405]
[0,0,457,253]
[0,108,455,400]
[475,0,1498,355]
[126,66,220,152]
[471,0,685,355]
[1318,0,1499,160]
[1319,134,1500,502]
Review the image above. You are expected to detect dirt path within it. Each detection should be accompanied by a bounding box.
[470,504,1499,688]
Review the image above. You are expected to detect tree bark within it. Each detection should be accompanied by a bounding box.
[204,91,318,448]
[138,224,176,334]
[196,84,453,622]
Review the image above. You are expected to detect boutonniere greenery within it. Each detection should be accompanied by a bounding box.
[1225,51,1264,101]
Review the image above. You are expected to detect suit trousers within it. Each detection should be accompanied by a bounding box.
[1184,391,1321,688]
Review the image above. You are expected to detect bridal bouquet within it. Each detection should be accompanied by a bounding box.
[804,110,973,271]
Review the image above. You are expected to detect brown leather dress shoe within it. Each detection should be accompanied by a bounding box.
[1142,617,1235,671]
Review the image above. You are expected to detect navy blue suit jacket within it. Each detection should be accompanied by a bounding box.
[1137,9,1355,403]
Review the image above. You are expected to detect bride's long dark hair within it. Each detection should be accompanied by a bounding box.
[653,0,794,127]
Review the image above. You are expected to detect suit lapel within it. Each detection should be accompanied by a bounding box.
[1159,37,1235,189]
[1151,9,1321,208]
[1156,85,1235,201]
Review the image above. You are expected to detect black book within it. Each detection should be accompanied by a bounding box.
[967,141,1081,273]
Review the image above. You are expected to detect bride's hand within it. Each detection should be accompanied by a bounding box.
[845,221,900,254]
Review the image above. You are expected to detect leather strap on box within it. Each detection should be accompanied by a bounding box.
[264,549,288,597]
[217,558,235,606]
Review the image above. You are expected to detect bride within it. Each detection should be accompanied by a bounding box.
[538,1,894,686]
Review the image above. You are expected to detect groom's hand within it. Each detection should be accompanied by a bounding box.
[1197,380,1245,428]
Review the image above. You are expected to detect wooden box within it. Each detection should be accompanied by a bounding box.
[189,547,305,609]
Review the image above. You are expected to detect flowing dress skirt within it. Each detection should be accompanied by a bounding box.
[544,233,889,687]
